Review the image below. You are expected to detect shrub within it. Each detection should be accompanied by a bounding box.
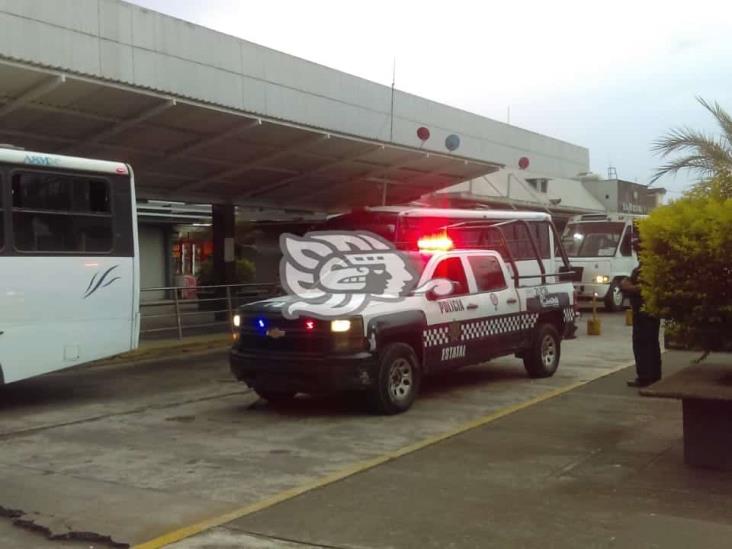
[639,181,732,356]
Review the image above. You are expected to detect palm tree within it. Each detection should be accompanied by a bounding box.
[651,97,732,183]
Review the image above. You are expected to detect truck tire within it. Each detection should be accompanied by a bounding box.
[523,323,561,378]
[254,388,296,404]
[368,342,421,415]
[604,280,624,312]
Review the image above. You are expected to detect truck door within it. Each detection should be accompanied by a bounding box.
[464,254,522,357]
[421,256,482,371]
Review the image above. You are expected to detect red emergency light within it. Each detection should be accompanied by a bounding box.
[417,234,454,252]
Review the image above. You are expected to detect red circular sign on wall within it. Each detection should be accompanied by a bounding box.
[518,156,530,170]
[417,126,430,141]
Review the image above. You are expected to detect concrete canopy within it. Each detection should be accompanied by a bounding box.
[0,61,498,212]
[0,0,589,213]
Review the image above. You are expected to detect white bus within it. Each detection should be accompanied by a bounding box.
[560,213,645,311]
[0,146,139,385]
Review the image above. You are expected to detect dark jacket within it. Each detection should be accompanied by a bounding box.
[625,266,644,313]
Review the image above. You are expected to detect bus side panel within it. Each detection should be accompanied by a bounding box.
[128,167,141,351]
[0,256,136,384]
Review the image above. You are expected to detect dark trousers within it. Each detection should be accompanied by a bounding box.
[632,311,662,382]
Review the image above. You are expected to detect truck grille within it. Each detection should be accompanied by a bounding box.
[236,314,329,354]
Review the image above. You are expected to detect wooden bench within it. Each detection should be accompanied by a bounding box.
[642,362,732,470]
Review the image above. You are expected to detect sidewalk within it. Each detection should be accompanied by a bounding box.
[180,350,732,548]
[92,332,232,368]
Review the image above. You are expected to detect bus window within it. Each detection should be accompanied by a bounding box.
[502,224,535,260]
[11,171,113,253]
[530,221,551,258]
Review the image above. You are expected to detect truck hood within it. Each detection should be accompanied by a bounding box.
[239,293,417,320]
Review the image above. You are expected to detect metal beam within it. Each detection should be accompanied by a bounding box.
[302,152,428,203]
[0,127,301,179]
[156,119,261,163]
[240,144,383,200]
[317,160,461,209]
[56,99,176,154]
[180,133,330,192]
[394,160,461,187]
[0,75,66,118]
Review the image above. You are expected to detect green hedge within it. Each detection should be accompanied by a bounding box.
[639,177,732,353]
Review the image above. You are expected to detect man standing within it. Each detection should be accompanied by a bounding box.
[620,237,662,387]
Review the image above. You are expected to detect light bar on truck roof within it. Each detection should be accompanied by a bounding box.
[417,234,454,251]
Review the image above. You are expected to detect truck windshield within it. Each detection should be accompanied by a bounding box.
[561,222,625,257]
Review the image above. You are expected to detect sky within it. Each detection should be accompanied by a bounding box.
[129,0,732,196]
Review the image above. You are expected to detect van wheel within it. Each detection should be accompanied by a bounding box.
[254,388,296,404]
[523,323,561,378]
[368,343,420,415]
[604,281,624,312]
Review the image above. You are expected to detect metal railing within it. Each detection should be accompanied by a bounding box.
[139,282,279,340]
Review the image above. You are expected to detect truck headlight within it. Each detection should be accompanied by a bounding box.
[595,275,610,284]
[331,319,351,332]
[330,317,366,353]
[233,314,241,328]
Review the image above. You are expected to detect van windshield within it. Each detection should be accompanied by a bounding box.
[561,222,625,257]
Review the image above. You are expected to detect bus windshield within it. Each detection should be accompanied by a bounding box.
[561,222,625,257]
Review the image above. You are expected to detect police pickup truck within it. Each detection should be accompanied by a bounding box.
[230,223,576,414]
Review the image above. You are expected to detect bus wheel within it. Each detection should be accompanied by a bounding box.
[604,281,624,312]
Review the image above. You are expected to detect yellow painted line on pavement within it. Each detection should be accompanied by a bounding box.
[134,360,634,549]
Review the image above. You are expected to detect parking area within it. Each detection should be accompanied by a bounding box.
[1,313,644,547]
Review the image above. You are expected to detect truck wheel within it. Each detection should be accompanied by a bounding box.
[368,343,421,415]
[604,280,624,312]
[254,388,296,404]
[523,323,561,378]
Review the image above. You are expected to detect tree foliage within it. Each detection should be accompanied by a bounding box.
[638,176,732,354]
[652,98,732,183]
[684,170,732,200]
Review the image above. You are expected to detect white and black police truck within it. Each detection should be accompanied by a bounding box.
[230,217,577,414]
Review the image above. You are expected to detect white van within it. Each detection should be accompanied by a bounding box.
[559,213,645,311]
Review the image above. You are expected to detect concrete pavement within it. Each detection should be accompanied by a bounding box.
[0,312,675,547]
[181,351,732,549]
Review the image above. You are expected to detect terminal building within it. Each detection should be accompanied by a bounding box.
[0,0,661,292]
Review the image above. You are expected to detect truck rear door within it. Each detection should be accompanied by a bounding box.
[463,254,524,355]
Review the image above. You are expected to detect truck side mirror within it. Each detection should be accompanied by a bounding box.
[426,280,462,301]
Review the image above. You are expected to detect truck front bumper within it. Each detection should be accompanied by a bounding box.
[230,349,378,393]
